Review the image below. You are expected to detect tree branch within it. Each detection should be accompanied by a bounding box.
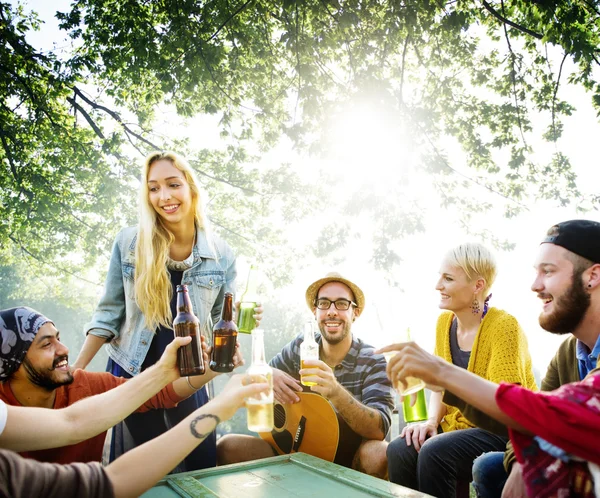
[500,0,529,148]
[207,0,254,42]
[399,36,410,106]
[8,235,102,286]
[480,0,543,39]
[67,96,105,138]
[72,86,161,150]
[0,129,19,182]
[191,162,262,195]
[551,52,568,143]
[209,217,257,245]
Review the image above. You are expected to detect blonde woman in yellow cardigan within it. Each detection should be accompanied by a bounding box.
[386,243,536,498]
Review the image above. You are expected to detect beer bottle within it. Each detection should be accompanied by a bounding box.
[246,329,274,432]
[300,320,319,386]
[173,284,205,376]
[237,265,258,334]
[209,292,238,373]
[402,389,428,424]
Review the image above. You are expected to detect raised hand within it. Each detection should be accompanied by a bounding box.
[299,359,341,400]
[234,301,264,327]
[211,374,270,421]
[156,336,192,381]
[375,342,445,391]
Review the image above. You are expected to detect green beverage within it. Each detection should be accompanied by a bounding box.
[238,303,256,334]
[402,389,428,424]
[237,265,258,334]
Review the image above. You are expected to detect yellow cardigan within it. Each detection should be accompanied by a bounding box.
[434,307,537,432]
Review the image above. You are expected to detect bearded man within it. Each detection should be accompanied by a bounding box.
[217,272,394,478]
[472,219,600,498]
[0,307,210,464]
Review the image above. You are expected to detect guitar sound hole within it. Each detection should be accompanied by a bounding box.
[274,404,286,429]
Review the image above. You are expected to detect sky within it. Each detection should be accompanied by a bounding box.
[12,0,600,376]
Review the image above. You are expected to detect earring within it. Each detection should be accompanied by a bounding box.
[588,284,592,288]
[471,298,481,314]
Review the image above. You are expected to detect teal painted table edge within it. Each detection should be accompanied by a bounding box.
[145,452,431,497]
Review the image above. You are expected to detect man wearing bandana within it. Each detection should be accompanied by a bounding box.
[0,306,205,465]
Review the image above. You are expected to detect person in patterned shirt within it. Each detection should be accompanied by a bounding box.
[217,272,394,478]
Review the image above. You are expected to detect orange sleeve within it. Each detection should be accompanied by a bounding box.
[136,382,182,412]
[74,371,182,412]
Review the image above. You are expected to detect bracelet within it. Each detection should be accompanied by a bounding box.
[186,376,199,391]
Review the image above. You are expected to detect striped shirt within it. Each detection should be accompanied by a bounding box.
[269,332,395,436]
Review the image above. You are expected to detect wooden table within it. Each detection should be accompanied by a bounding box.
[141,452,431,497]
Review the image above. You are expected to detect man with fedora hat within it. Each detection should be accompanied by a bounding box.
[440,219,600,497]
[217,272,394,477]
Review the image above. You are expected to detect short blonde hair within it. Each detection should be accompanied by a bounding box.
[445,243,497,297]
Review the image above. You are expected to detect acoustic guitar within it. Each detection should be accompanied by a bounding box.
[258,392,362,468]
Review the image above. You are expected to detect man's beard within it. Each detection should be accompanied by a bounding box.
[539,271,591,335]
[318,320,351,345]
[22,355,74,391]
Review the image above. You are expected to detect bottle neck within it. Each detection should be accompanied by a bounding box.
[176,288,193,313]
[242,267,258,300]
[303,321,316,344]
[221,293,234,321]
[251,331,266,365]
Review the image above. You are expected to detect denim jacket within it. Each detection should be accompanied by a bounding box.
[84,226,237,375]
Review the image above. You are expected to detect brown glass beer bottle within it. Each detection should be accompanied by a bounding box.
[210,292,238,373]
[173,284,205,376]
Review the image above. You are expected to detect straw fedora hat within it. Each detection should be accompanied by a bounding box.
[305,272,365,311]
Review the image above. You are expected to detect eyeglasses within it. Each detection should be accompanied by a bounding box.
[315,298,357,311]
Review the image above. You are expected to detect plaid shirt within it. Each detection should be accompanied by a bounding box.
[269,332,395,436]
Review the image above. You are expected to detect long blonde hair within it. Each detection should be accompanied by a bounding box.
[135,151,208,331]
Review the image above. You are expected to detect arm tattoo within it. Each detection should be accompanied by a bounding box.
[189,413,221,439]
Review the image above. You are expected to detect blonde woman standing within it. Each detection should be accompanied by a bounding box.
[74,152,261,471]
[386,243,537,498]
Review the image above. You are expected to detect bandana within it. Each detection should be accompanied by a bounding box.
[0,307,52,381]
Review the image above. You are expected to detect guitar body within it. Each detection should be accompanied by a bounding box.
[258,392,362,468]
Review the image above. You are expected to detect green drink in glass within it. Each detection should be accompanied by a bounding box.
[402,389,428,424]
[237,265,258,334]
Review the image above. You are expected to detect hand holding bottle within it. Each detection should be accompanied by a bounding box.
[156,336,193,383]
[209,374,270,422]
